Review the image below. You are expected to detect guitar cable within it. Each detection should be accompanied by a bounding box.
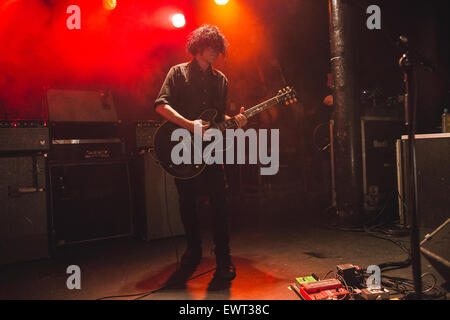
[312,121,331,152]
[142,146,181,266]
[95,168,214,300]
[145,147,182,268]
[95,149,198,301]
[162,166,180,268]
[96,266,217,300]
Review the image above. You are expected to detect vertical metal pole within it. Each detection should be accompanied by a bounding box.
[328,0,363,225]
[400,62,423,297]
[329,120,337,208]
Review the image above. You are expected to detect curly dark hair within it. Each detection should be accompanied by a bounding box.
[186,25,229,56]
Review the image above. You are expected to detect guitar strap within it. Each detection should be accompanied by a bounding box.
[213,71,224,122]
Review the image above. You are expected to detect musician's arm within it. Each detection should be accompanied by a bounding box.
[155,104,195,132]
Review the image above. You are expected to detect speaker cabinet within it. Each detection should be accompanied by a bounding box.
[361,116,405,214]
[396,133,450,228]
[0,154,49,265]
[421,219,450,284]
[46,89,118,122]
[124,121,160,156]
[131,152,184,241]
[49,161,132,245]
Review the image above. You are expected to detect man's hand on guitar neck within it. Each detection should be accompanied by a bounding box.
[232,107,247,128]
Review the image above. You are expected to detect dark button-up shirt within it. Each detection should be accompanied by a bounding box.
[154,59,228,122]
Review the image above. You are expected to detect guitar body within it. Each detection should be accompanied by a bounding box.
[153,86,297,179]
[153,108,219,179]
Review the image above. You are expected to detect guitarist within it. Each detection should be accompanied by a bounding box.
[154,25,247,280]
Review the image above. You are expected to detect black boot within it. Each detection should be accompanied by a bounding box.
[164,247,202,289]
[215,253,236,280]
[180,247,202,268]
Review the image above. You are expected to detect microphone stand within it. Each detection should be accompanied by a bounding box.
[398,37,435,298]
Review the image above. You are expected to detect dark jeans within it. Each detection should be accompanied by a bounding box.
[174,164,230,257]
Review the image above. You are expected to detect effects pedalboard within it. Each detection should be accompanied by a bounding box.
[292,264,390,300]
[293,277,350,300]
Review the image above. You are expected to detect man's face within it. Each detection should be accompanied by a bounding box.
[201,47,220,65]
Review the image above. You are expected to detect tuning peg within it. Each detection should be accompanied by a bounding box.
[278,90,282,94]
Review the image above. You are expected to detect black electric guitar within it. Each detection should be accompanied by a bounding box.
[153,86,298,179]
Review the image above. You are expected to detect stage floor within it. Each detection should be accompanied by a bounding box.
[0,194,448,300]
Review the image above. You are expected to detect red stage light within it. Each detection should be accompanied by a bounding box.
[103,0,117,11]
[215,0,230,5]
[171,13,185,28]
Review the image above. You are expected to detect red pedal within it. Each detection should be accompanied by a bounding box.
[298,279,350,300]
[299,287,350,300]
[302,279,342,293]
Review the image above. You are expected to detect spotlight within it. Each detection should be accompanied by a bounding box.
[171,13,186,28]
[103,0,117,10]
[215,0,229,5]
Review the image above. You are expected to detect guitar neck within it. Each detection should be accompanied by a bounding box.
[242,96,281,119]
[216,95,282,131]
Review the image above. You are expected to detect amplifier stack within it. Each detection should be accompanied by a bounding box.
[45,89,132,246]
[0,120,50,265]
[1,89,184,265]
[48,121,132,246]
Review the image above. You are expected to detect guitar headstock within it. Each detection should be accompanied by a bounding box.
[277,86,298,105]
